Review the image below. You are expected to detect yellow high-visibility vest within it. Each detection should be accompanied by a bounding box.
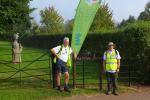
[105,49,118,71]
[53,45,72,67]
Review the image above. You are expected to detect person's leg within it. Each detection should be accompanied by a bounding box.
[62,64,70,92]
[56,59,62,91]
[64,72,70,92]
[106,72,111,95]
[64,72,69,86]
[112,73,118,95]
[56,72,61,87]
[110,73,114,91]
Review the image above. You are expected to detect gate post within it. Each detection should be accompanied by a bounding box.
[129,63,131,86]
[82,60,85,88]
[73,54,77,89]
[149,68,150,84]
[99,58,103,91]
[48,52,52,87]
[51,53,56,88]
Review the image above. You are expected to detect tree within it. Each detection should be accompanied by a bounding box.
[119,15,136,27]
[40,6,65,34]
[0,0,34,34]
[89,4,115,32]
[65,4,115,33]
[30,20,40,35]
[65,19,74,33]
[138,2,150,21]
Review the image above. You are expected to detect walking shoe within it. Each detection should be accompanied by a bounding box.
[57,86,63,92]
[106,91,111,95]
[112,90,119,96]
[64,86,71,92]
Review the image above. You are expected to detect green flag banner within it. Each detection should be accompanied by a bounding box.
[71,0,100,55]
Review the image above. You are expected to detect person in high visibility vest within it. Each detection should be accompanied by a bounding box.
[103,42,121,95]
[51,37,73,92]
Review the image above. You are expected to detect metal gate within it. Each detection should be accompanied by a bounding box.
[0,44,52,88]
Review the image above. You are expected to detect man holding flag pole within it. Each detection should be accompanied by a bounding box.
[51,37,73,92]
[51,0,105,92]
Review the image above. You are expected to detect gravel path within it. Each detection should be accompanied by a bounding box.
[69,86,150,100]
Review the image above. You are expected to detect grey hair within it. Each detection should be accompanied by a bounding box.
[63,37,69,42]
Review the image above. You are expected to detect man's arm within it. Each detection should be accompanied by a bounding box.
[117,59,120,72]
[116,50,121,72]
[73,52,77,60]
[51,49,59,59]
[69,48,77,60]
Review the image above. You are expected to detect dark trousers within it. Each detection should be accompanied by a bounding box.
[106,72,118,92]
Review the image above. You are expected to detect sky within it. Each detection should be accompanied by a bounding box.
[30,0,150,24]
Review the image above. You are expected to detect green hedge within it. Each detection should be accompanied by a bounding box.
[21,32,123,56]
[122,21,150,83]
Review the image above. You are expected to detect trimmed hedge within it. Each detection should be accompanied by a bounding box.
[21,32,123,56]
[122,21,150,83]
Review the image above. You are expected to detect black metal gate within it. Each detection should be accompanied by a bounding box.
[0,48,52,88]
[72,56,140,89]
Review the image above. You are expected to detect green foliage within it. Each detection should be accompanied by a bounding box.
[65,19,74,33]
[122,21,150,54]
[119,16,136,27]
[30,20,41,35]
[122,21,150,83]
[89,4,115,32]
[138,1,150,21]
[0,0,34,34]
[40,6,65,34]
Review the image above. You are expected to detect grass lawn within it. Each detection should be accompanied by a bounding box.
[0,41,132,100]
[0,86,132,100]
